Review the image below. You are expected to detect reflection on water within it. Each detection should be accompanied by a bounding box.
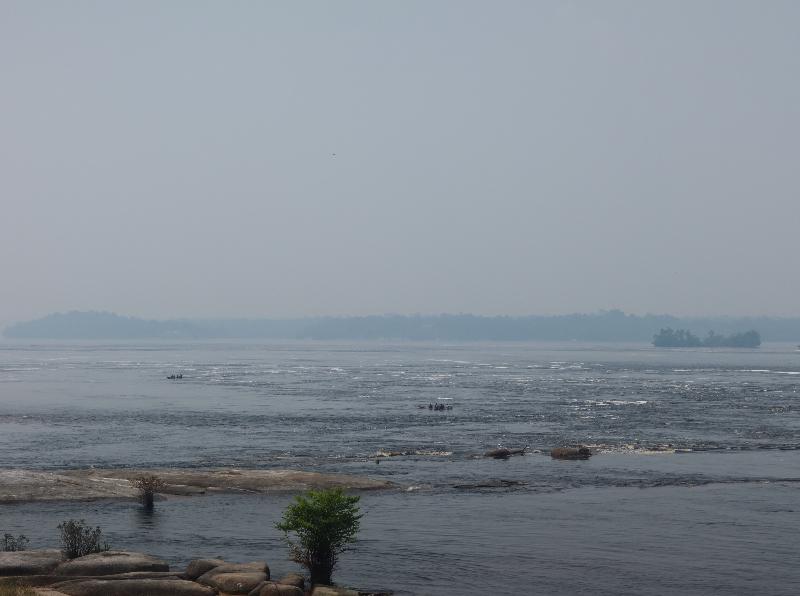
[133,505,159,527]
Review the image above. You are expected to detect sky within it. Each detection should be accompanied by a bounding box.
[1,1,798,324]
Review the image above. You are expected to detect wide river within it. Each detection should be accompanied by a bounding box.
[1,340,799,595]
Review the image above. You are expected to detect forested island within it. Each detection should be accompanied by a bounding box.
[653,328,761,348]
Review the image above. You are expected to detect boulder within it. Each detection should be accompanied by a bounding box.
[550,446,592,460]
[184,559,227,580]
[311,586,359,596]
[278,573,304,590]
[484,447,526,459]
[1,572,181,588]
[201,571,267,594]
[247,581,268,596]
[0,550,66,576]
[2,575,67,587]
[257,582,304,596]
[55,552,169,576]
[484,448,511,459]
[196,561,269,584]
[51,578,215,596]
[90,572,183,581]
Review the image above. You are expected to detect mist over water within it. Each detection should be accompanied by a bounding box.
[1,340,799,594]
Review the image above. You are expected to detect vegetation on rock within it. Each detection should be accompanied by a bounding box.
[58,519,110,559]
[1,535,28,552]
[276,487,362,586]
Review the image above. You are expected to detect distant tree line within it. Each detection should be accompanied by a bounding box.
[653,328,761,348]
[2,310,796,342]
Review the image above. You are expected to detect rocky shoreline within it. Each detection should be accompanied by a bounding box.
[0,469,395,504]
[0,549,371,596]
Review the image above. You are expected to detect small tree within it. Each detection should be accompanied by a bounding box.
[132,474,165,509]
[275,487,362,586]
[58,519,110,559]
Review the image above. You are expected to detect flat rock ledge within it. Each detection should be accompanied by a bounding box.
[2,551,379,596]
[0,468,394,503]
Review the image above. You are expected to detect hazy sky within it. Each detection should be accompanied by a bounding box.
[2,1,798,324]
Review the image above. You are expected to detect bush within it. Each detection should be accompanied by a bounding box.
[276,487,362,586]
[1,534,29,552]
[58,519,110,559]
[131,474,165,508]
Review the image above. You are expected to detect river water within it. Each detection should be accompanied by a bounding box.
[1,340,799,594]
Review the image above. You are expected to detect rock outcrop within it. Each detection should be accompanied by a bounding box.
[51,578,216,596]
[193,560,271,594]
[484,447,526,459]
[54,552,169,576]
[0,550,65,576]
[277,573,304,590]
[311,585,360,596]
[201,571,267,594]
[2,550,377,596]
[184,559,227,581]
[249,582,304,596]
[0,468,394,503]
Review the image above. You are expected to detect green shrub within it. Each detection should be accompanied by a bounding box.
[58,519,110,559]
[1,534,29,552]
[131,474,165,508]
[276,487,362,586]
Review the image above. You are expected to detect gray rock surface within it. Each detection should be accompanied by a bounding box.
[311,586,360,596]
[51,578,215,596]
[278,573,304,589]
[196,561,269,583]
[257,582,304,596]
[184,558,227,580]
[55,551,169,576]
[0,468,393,502]
[0,571,181,588]
[201,571,267,594]
[0,550,66,576]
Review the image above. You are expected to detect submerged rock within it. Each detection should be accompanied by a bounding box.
[484,447,526,459]
[550,446,592,460]
[453,479,526,489]
[374,450,451,458]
